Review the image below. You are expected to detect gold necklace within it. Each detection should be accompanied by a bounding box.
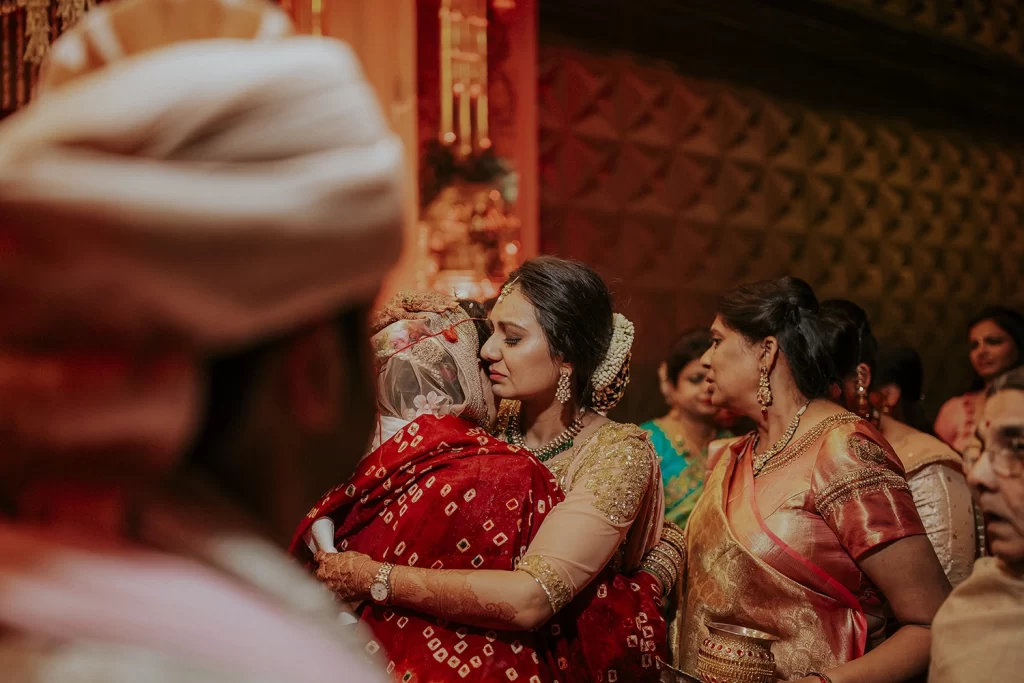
[756,412,861,478]
[751,401,810,475]
[504,402,586,462]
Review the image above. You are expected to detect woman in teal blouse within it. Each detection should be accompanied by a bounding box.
[640,329,731,527]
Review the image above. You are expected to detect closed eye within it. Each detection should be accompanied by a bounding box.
[504,338,521,347]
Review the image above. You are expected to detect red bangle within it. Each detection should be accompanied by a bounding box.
[809,673,833,683]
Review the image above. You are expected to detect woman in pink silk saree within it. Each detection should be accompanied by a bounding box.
[291,293,668,682]
[672,278,951,683]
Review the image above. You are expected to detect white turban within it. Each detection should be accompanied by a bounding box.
[0,0,405,474]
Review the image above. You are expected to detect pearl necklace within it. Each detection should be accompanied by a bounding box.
[504,402,586,462]
[751,401,810,475]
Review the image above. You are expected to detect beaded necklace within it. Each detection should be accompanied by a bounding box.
[503,401,586,462]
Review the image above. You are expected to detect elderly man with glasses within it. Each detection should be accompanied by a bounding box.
[930,365,1024,682]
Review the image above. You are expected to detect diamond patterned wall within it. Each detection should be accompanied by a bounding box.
[843,0,1024,64]
[538,43,1024,424]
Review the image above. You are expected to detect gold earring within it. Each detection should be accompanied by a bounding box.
[856,366,871,419]
[556,368,572,404]
[756,366,772,415]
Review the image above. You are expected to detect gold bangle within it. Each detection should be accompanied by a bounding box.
[650,543,682,565]
[660,534,685,556]
[639,562,673,592]
[659,528,686,556]
[641,553,677,588]
[661,521,686,543]
[648,547,683,575]
[643,551,676,575]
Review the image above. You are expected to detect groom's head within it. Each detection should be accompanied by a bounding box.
[0,0,404,546]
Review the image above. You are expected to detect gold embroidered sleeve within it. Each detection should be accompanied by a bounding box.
[813,426,927,559]
[570,424,656,526]
[814,467,911,518]
[517,554,572,614]
[848,433,890,465]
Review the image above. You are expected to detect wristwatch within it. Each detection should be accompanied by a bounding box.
[369,562,395,604]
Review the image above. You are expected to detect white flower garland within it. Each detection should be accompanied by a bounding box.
[591,313,634,391]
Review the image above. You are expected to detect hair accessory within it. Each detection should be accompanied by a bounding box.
[589,313,634,412]
[496,277,519,305]
[373,291,459,334]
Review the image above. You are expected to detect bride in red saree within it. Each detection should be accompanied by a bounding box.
[672,278,952,682]
[292,291,670,682]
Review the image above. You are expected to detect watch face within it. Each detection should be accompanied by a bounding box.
[370,581,389,602]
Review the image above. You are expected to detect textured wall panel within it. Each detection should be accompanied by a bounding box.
[538,43,1024,425]
[842,0,1023,64]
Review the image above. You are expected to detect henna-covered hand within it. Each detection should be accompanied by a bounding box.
[314,551,377,601]
[392,567,519,627]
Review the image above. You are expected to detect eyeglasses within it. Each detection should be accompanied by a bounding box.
[963,443,1024,479]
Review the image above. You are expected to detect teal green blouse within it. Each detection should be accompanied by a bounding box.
[640,419,731,528]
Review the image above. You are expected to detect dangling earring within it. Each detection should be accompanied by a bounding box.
[856,365,871,419]
[556,368,572,404]
[756,366,773,416]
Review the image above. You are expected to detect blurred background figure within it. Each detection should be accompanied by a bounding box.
[873,344,934,436]
[640,329,731,528]
[930,366,1024,682]
[0,0,403,680]
[935,308,1024,453]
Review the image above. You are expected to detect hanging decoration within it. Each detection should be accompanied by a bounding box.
[1,0,98,116]
[419,0,522,300]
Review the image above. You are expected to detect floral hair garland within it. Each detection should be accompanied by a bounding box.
[590,313,634,412]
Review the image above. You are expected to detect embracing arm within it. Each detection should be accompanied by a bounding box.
[316,551,552,630]
[316,426,660,630]
[801,535,951,683]
[314,483,635,631]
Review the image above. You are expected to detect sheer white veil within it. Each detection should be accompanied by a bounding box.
[368,293,490,450]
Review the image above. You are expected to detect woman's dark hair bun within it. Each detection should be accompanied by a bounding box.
[717,277,839,400]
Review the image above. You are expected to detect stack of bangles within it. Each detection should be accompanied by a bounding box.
[639,522,686,593]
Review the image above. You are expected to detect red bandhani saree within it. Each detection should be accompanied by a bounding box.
[291,414,666,682]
